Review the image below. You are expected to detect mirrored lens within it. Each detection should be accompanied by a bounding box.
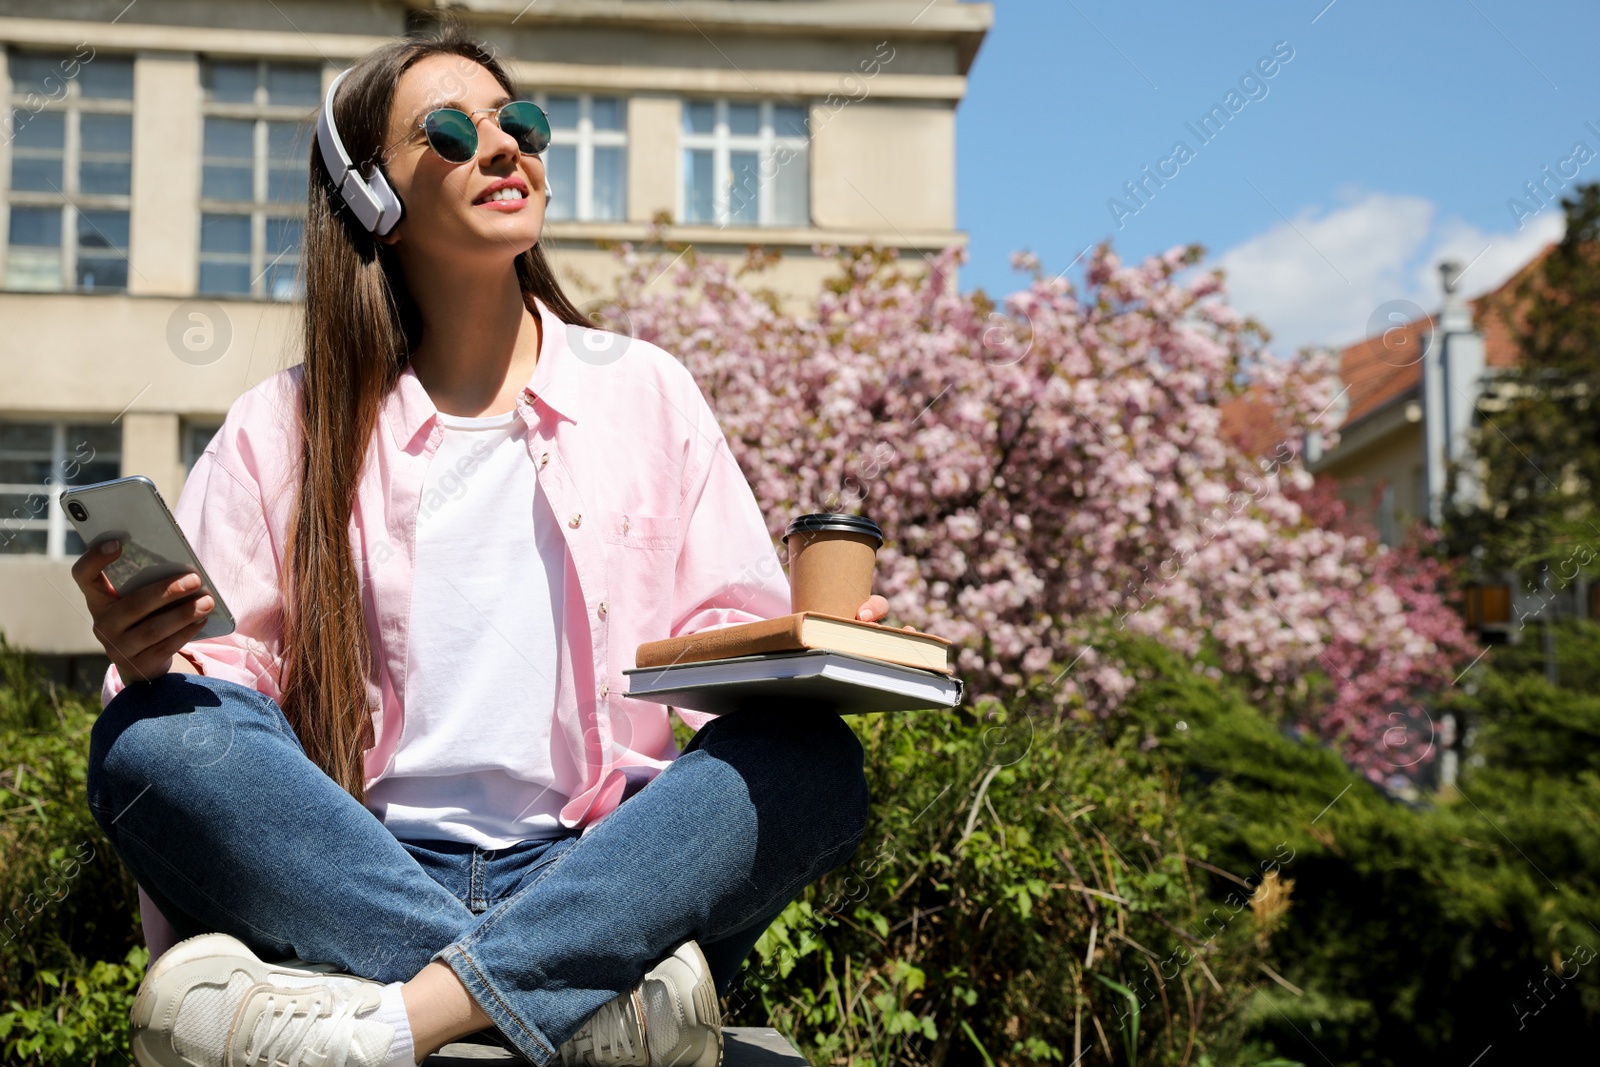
[423,108,478,163]
[498,101,551,155]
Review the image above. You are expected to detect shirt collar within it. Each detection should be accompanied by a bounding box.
[384,293,581,451]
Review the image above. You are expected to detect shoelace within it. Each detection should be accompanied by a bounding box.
[578,989,646,1065]
[243,986,369,1067]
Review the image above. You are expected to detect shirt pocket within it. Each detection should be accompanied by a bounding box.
[597,511,680,552]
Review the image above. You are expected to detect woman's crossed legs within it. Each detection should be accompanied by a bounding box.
[86,673,869,1064]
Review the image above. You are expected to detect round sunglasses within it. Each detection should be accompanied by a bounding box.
[412,101,552,163]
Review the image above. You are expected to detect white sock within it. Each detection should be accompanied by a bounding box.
[364,982,416,1067]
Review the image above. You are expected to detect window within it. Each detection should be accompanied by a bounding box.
[0,419,121,556]
[530,93,626,223]
[181,419,223,473]
[4,49,134,293]
[680,100,808,228]
[198,59,319,301]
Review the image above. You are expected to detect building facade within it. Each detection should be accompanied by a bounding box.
[0,0,992,684]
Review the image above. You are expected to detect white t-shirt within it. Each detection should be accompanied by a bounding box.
[363,406,579,847]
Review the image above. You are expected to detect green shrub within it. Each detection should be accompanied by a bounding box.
[725,642,1298,1067]
[0,633,143,1066]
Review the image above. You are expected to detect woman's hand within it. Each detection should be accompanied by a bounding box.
[71,539,213,683]
[856,594,918,631]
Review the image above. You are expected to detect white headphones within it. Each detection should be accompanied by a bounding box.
[316,66,553,239]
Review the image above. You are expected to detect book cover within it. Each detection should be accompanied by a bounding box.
[635,612,954,674]
[623,649,964,717]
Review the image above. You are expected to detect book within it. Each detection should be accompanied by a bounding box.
[635,611,954,674]
[623,650,965,716]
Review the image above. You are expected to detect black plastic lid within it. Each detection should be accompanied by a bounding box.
[783,512,883,546]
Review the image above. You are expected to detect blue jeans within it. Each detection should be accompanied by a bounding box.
[85,673,869,1065]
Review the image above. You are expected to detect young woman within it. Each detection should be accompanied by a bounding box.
[79,24,888,1067]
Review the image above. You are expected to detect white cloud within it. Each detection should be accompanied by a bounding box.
[1215,190,1565,355]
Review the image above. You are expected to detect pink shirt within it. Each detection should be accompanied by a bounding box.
[104,294,792,959]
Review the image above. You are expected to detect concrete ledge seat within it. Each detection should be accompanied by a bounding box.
[422,1027,808,1066]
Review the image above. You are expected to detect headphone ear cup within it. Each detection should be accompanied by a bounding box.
[366,163,405,236]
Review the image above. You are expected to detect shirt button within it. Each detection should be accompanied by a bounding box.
[597,601,608,619]
[540,452,550,468]
[598,683,609,698]
[569,513,582,528]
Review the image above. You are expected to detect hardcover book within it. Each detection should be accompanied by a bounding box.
[635,612,954,674]
[623,650,965,717]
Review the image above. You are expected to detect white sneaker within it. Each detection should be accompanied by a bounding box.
[557,940,722,1067]
[129,932,397,1067]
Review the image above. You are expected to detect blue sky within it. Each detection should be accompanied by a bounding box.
[954,0,1600,354]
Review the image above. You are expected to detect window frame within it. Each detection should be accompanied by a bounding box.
[3,47,136,294]
[0,417,122,558]
[197,57,318,302]
[527,91,628,224]
[679,98,810,228]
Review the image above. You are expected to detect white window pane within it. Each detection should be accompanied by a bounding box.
[184,424,221,470]
[63,424,121,485]
[199,260,252,295]
[9,207,62,248]
[591,146,626,222]
[727,150,758,226]
[268,121,308,161]
[727,103,759,136]
[11,155,63,193]
[0,529,47,555]
[11,109,65,150]
[684,101,714,135]
[8,54,71,99]
[265,216,303,257]
[78,210,129,253]
[545,144,576,221]
[76,255,127,291]
[204,165,254,201]
[204,118,255,160]
[266,260,300,301]
[266,64,321,107]
[268,164,304,204]
[683,149,714,223]
[80,56,134,100]
[545,95,579,129]
[591,97,622,131]
[200,213,251,253]
[772,104,808,139]
[80,113,132,153]
[5,248,62,291]
[772,144,808,226]
[80,160,131,196]
[205,60,258,103]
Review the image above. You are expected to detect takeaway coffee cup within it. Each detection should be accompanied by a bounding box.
[783,513,885,619]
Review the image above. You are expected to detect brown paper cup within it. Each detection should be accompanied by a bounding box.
[784,514,883,619]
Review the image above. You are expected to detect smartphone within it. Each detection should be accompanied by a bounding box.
[60,475,236,640]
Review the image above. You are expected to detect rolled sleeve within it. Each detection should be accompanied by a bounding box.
[100,445,288,708]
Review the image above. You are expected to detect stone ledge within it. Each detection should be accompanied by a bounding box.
[422,1026,808,1066]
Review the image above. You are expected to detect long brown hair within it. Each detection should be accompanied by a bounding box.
[285,18,595,801]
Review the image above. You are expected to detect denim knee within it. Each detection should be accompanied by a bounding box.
[87,673,296,828]
[696,710,871,873]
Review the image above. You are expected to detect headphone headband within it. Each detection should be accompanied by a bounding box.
[317,67,405,236]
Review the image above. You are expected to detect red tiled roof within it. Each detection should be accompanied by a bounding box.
[1220,243,1557,455]
[1336,314,1433,426]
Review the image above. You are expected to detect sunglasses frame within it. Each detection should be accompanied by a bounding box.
[411,101,552,163]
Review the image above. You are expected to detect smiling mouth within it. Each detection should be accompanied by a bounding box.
[475,187,529,205]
